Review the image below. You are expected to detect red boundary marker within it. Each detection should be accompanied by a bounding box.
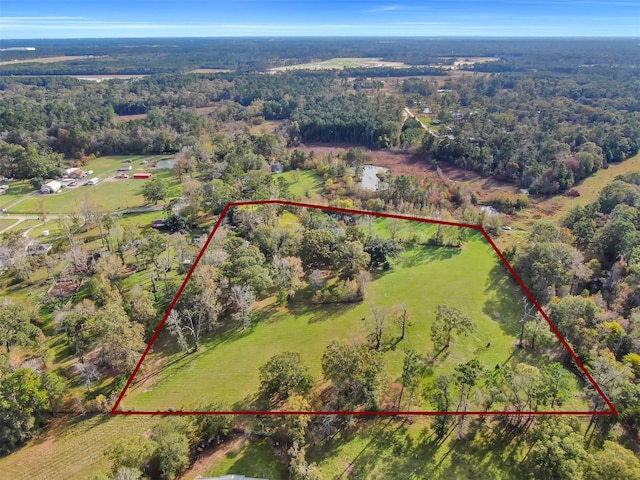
[110,199,617,416]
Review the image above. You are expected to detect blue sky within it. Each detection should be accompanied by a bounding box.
[1,1,639,39]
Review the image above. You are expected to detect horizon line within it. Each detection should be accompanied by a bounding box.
[2,35,639,41]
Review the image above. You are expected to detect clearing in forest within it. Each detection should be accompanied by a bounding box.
[268,57,412,72]
[112,201,614,416]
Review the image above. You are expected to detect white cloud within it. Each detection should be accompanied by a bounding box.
[364,5,425,13]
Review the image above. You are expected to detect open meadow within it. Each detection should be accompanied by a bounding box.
[9,155,178,215]
[119,211,588,414]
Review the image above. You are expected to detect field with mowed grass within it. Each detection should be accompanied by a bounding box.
[6,155,176,215]
[119,216,586,414]
[273,170,323,199]
[0,415,156,480]
[14,170,178,214]
[497,152,640,251]
[0,179,35,209]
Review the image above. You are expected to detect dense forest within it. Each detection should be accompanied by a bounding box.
[2,58,639,192]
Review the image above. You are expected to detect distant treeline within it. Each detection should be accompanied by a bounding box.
[0,38,638,75]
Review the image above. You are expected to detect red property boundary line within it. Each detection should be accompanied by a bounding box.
[110,199,617,416]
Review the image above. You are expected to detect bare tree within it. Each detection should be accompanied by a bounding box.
[166,310,189,352]
[370,306,388,351]
[273,256,304,299]
[396,303,410,340]
[354,270,371,300]
[230,285,255,330]
[73,361,100,392]
[308,269,324,293]
[518,296,539,348]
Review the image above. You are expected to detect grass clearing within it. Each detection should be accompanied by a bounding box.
[0,180,36,210]
[496,152,640,251]
[269,57,412,72]
[13,168,178,215]
[0,415,156,480]
[120,216,586,413]
[0,218,19,230]
[274,170,323,199]
[0,56,100,66]
[200,438,287,479]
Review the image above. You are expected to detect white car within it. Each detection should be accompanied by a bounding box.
[501,226,512,231]
[0,185,8,191]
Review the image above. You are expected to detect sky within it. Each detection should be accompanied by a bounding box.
[1,1,639,39]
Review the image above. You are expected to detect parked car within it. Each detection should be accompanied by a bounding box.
[0,185,8,191]
[151,219,167,229]
[501,226,512,231]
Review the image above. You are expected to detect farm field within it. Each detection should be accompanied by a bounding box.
[269,57,413,71]
[118,210,589,414]
[0,415,156,480]
[0,55,100,66]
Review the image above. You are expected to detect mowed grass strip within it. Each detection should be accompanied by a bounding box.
[120,222,583,413]
[0,415,156,480]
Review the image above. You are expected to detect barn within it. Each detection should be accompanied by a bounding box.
[41,180,62,194]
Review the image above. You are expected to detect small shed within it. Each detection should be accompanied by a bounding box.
[41,180,62,194]
[118,165,133,171]
[271,162,284,174]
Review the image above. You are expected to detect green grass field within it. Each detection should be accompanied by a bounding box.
[201,438,288,479]
[0,180,35,209]
[274,170,323,199]
[13,170,178,214]
[0,218,19,230]
[119,217,585,414]
[0,415,156,480]
[4,155,176,215]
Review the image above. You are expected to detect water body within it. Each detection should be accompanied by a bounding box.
[361,165,389,191]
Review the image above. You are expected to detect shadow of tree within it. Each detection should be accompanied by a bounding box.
[400,244,461,269]
[483,260,523,339]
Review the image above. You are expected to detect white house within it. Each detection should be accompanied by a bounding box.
[64,167,80,176]
[41,180,62,194]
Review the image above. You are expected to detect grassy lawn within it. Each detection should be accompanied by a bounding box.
[0,218,19,230]
[274,170,323,199]
[497,152,640,251]
[201,438,288,479]
[3,155,175,215]
[308,416,526,479]
[120,217,585,413]
[13,169,179,215]
[0,180,36,209]
[0,415,157,480]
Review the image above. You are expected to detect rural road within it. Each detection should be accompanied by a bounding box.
[404,107,441,138]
